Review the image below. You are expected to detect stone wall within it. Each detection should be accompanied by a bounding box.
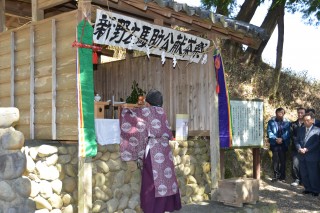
[92,139,211,213]
[0,107,78,213]
[0,107,211,213]
[23,142,78,213]
[0,108,33,212]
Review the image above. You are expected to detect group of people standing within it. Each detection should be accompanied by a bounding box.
[267,107,320,197]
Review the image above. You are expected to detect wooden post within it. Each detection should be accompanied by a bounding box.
[31,0,44,21]
[10,32,15,107]
[207,37,220,200]
[252,148,260,179]
[220,149,225,179]
[77,1,93,213]
[30,26,35,140]
[0,0,5,32]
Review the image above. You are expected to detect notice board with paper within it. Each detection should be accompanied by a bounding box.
[230,99,264,147]
[175,114,189,140]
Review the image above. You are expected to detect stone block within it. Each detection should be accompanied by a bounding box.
[0,107,19,128]
[217,178,259,207]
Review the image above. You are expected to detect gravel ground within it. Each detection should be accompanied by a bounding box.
[260,178,320,213]
[176,178,320,213]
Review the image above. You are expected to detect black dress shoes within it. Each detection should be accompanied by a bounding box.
[302,190,311,194]
[279,179,286,183]
[312,193,319,197]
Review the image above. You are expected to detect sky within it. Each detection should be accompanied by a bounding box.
[176,0,320,81]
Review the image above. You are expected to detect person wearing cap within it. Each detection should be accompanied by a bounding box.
[120,89,181,213]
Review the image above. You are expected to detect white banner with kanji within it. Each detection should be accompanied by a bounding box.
[93,9,211,63]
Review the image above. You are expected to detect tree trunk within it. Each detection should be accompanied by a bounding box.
[223,0,260,58]
[243,0,283,64]
[269,2,285,99]
[215,0,234,16]
[236,0,260,22]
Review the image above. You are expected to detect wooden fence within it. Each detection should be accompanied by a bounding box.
[0,11,78,140]
[94,54,215,132]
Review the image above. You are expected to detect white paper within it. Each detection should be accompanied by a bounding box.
[175,114,189,140]
[95,119,120,145]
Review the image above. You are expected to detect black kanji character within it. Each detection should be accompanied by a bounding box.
[109,19,131,43]
[149,29,165,48]
[159,32,173,52]
[93,14,112,40]
[182,38,197,56]
[122,22,141,44]
[136,26,152,47]
[168,34,187,55]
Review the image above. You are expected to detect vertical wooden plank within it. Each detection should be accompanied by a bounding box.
[30,26,35,139]
[208,49,220,200]
[32,0,44,21]
[10,32,15,107]
[0,0,4,32]
[77,1,93,213]
[171,58,178,130]
[52,19,57,140]
[199,61,206,130]
[203,60,209,129]
[118,60,124,100]
[185,62,190,124]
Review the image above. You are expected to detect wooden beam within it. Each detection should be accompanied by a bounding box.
[5,0,32,18]
[0,0,5,32]
[122,0,147,11]
[38,0,72,10]
[5,16,30,30]
[192,19,212,30]
[32,0,44,21]
[147,7,172,18]
[188,130,210,136]
[171,13,193,24]
[100,48,114,57]
[154,18,163,26]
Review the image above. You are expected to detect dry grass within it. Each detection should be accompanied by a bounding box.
[221,54,320,181]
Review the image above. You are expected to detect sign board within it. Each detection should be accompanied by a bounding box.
[230,99,264,147]
[93,9,211,63]
[175,114,189,140]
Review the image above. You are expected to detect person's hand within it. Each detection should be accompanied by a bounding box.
[303,148,308,153]
[276,138,283,144]
[299,148,305,154]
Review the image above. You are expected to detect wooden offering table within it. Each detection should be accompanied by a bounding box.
[94,101,110,118]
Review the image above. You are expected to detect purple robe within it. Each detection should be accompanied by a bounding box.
[120,106,180,198]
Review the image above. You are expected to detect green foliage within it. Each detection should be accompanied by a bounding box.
[201,0,236,16]
[125,81,146,104]
[287,0,320,26]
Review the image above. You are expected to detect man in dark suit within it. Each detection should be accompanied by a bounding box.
[290,107,306,187]
[306,108,320,127]
[295,112,320,196]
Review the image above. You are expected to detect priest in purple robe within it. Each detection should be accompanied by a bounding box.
[120,89,182,213]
